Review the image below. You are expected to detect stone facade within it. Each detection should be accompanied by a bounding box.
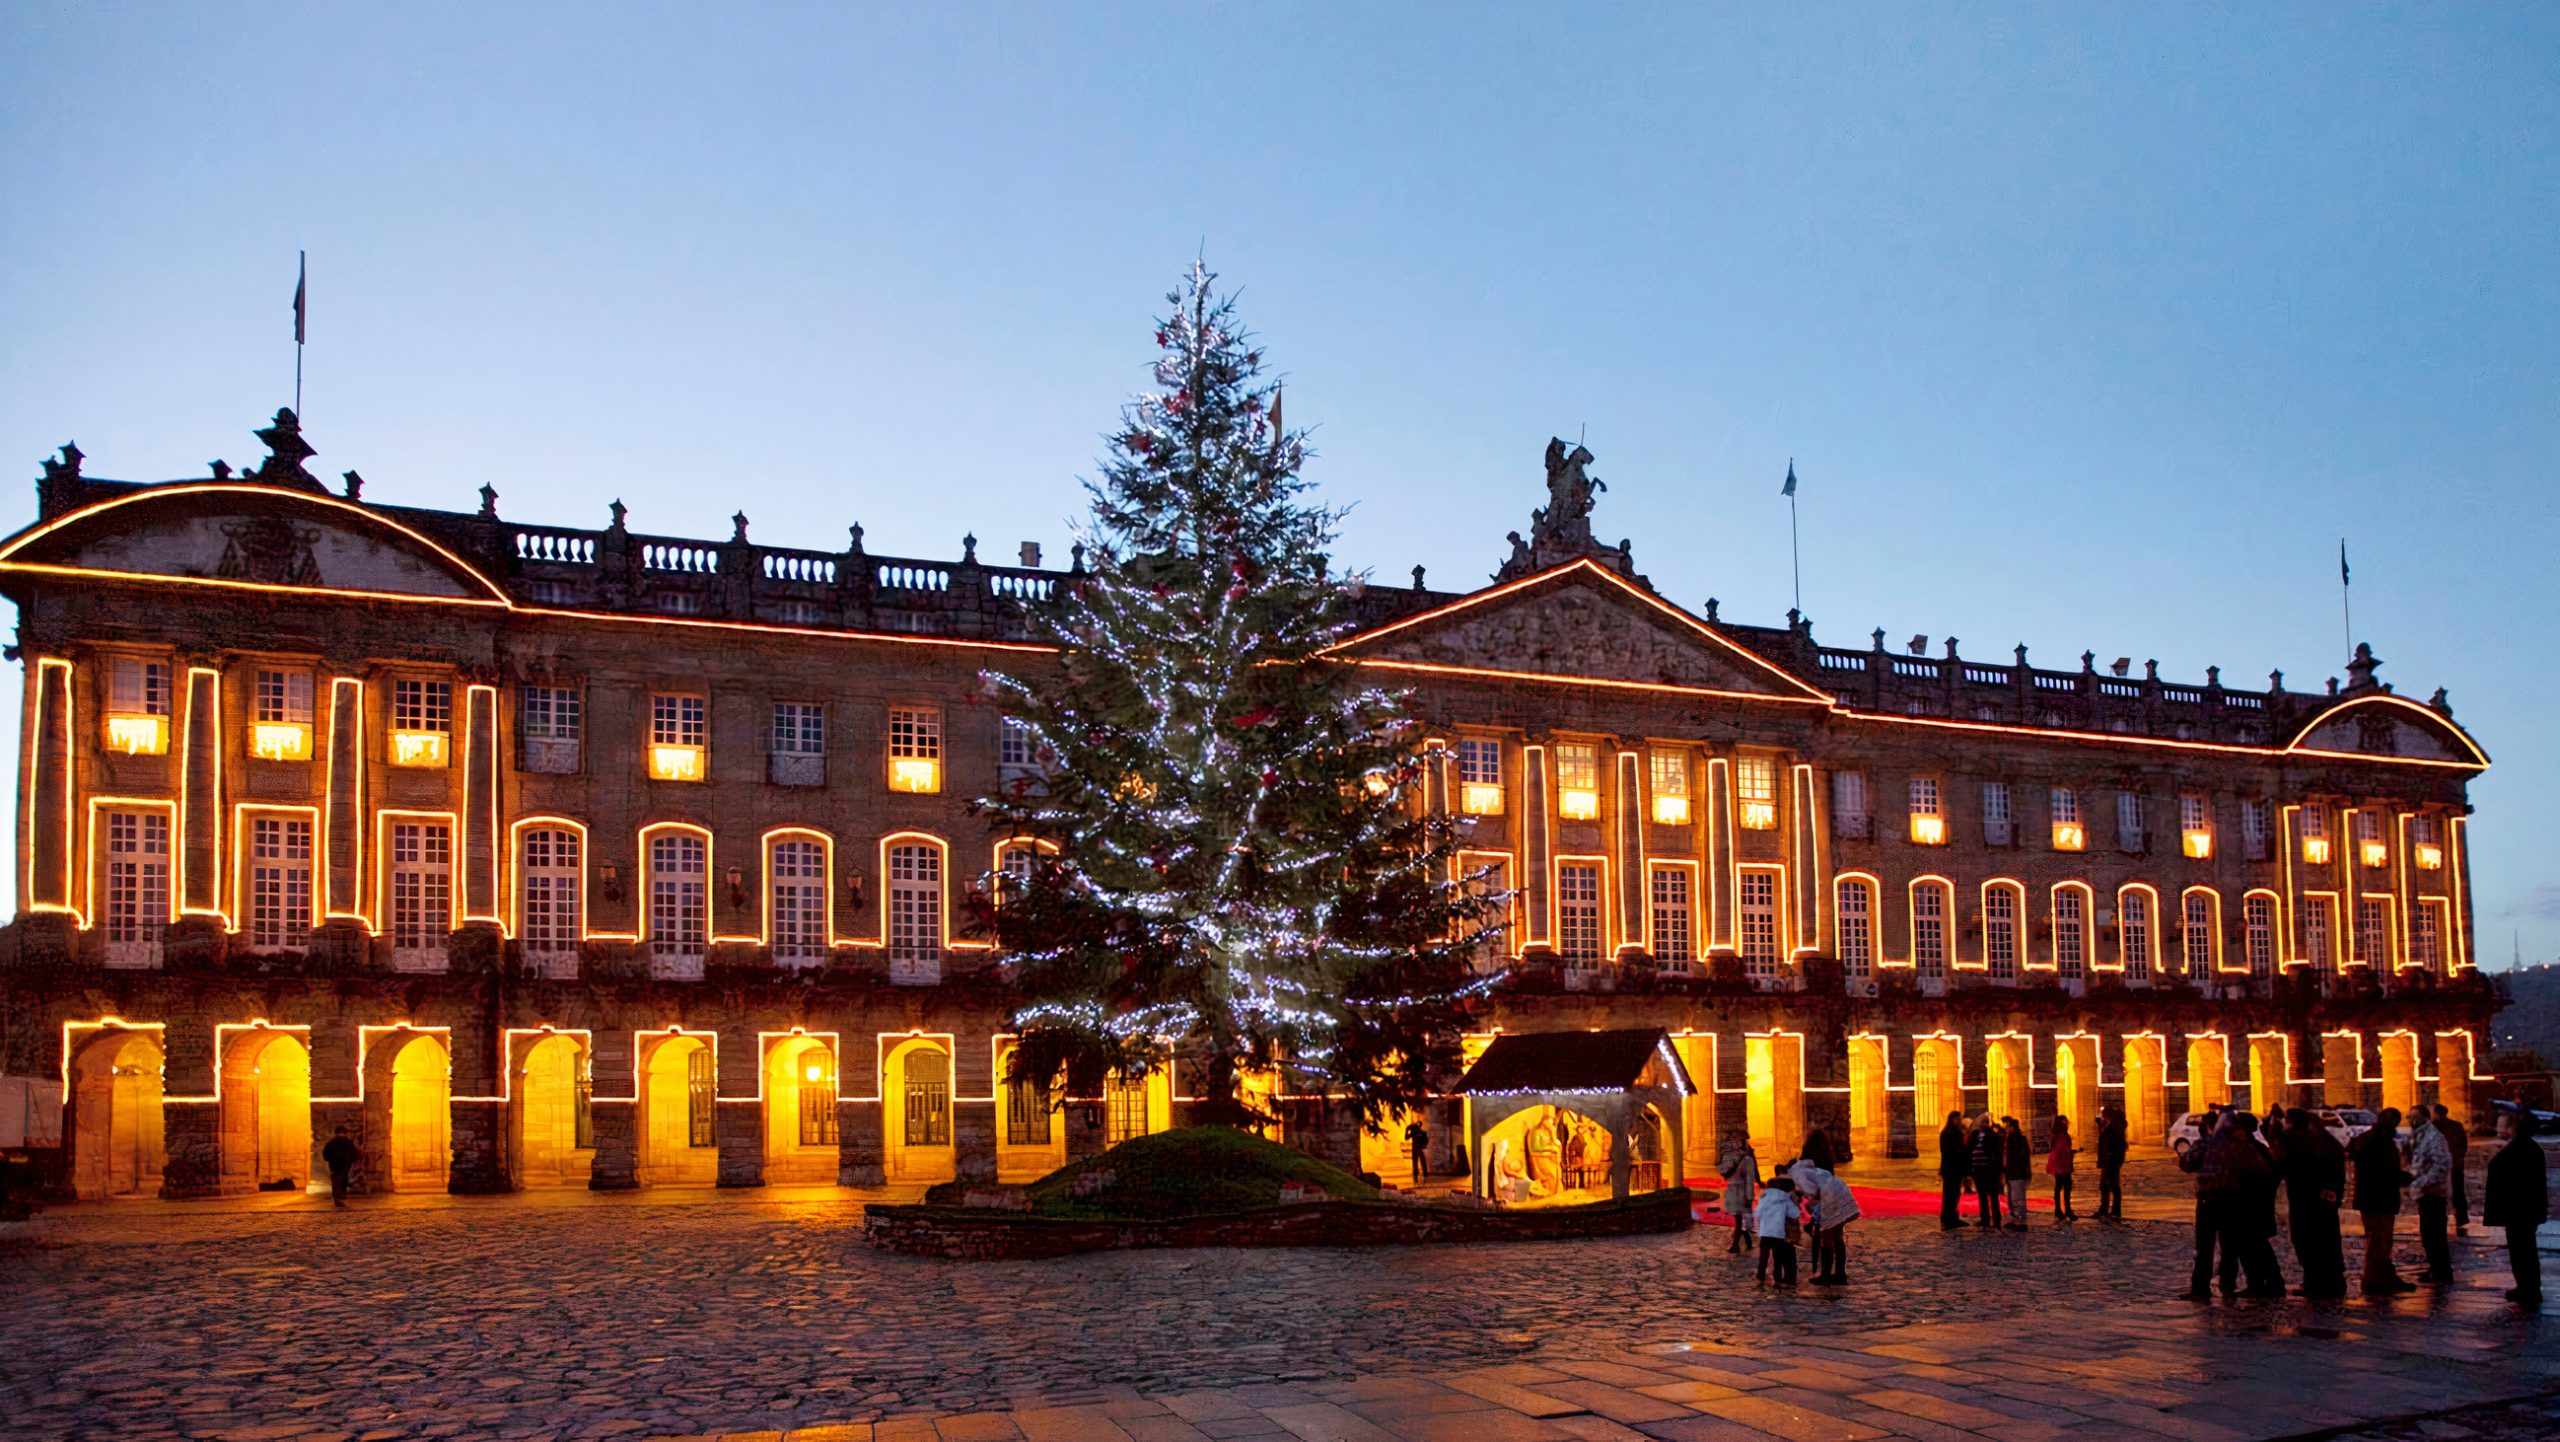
[0,415,2497,1201]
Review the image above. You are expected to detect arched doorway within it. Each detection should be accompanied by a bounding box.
[1986,1036,2032,1125]
[377,1032,451,1192]
[996,1043,1066,1182]
[2322,1033,2365,1107]
[883,1037,955,1184]
[637,1033,718,1187]
[219,1029,311,1194]
[1360,1106,1427,1187]
[1743,1034,1804,1162]
[511,1032,592,1189]
[1913,1036,1964,1137]
[2247,1035,2291,1117]
[2185,1035,2232,1114]
[2379,1032,2420,1119]
[762,1035,839,1185]
[1847,1037,1890,1161]
[2054,1038,2098,1149]
[2122,1035,2167,1145]
[70,1030,165,1200]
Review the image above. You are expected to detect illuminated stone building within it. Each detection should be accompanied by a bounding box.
[0,412,2496,1199]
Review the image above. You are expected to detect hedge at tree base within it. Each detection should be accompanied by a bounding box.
[861,1186,1693,1259]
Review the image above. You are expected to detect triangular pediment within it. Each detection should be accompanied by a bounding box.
[0,485,505,602]
[1330,560,1827,702]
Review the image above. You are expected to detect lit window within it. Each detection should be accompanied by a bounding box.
[1910,881,1947,979]
[390,679,452,768]
[2120,890,2151,982]
[247,816,313,952]
[1106,1072,1153,1146]
[1831,769,1868,840]
[1835,878,1874,981]
[999,717,1034,769]
[2413,814,2443,870]
[2300,807,2331,865]
[520,686,582,773]
[888,707,943,794]
[2244,894,2276,977]
[251,668,314,762]
[797,1047,838,1146]
[2181,795,2212,859]
[2182,891,2215,976]
[2115,792,2146,853]
[100,809,170,968]
[769,838,828,966]
[2053,888,2087,978]
[104,656,172,755]
[1557,862,1603,966]
[2303,895,2336,970]
[2050,787,2084,851]
[1456,738,1504,816]
[1649,865,1693,967]
[389,820,452,971]
[1982,782,2013,846]
[649,832,709,977]
[649,693,707,782]
[2414,900,2445,974]
[2241,799,2272,861]
[1736,757,1777,830]
[2356,895,2391,967]
[1556,744,1600,820]
[1650,749,1690,826]
[1907,777,1944,845]
[887,842,943,983]
[2355,810,2387,868]
[1984,884,2019,981]
[519,827,582,979]
[1741,870,1780,977]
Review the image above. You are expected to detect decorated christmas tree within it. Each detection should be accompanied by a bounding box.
[983,263,1499,1130]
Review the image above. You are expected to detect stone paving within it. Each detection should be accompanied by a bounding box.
[1,1184,2551,1442]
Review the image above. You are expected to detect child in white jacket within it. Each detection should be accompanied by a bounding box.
[1789,1158,1861,1286]
[1752,1174,1800,1285]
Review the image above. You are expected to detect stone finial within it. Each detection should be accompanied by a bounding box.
[962,532,978,564]
[341,469,362,500]
[43,442,84,482]
[2144,659,2159,682]
[2326,677,2341,697]
[479,483,500,520]
[1704,597,1720,622]
[2269,669,2284,692]
[1070,542,1087,574]
[608,499,629,533]
[731,511,750,543]
[1412,564,1426,592]
[2081,650,2097,673]
[847,523,866,555]
[2014,643,2029,666]
[1872,627,1887,652]
[2429,686,2453,717]
[211,460,233,481]
[1944,637,1961,661]
[2344,641,2382,693]
[2206,665,2221,687]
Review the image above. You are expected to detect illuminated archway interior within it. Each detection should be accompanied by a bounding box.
[639,1034,718,1187]
[1742,1035,1803,1161]
[71,1030,164,1200]
[1985,1037,2032,1125]
[512,1033,592,1188]
[2054,1038,2098,1148]
[2123,1035,2168,1144]
[386,1032,452,1192]
[883,1038,955,1184]
[2186,1037,2232,1114]
[762,1035,838,1185]
[1912,1037,1964,1138]
[220,1029,311,1194]
[1846,1037,1890,1160]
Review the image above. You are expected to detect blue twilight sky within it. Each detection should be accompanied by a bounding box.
[2,4,2555,961]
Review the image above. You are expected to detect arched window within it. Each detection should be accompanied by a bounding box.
[995,841,1040,904]
[2243,892,2278,977]
[1833,876,1875,982]
[2119,888,2153,983]
[519,826,583,979]
[1910,879,1951,980]
[2181,889,2217,977]
[2052,885,2089,979]
[648,830,708,978]
[887,839,944,984]
[769,836,829,966]
[1982,882,2022,982]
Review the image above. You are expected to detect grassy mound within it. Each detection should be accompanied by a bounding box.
[1011,1126,1381,1221]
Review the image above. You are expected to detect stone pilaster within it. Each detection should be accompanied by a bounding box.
[177,664,222,917]
[838,1098,885,1186]
[324,677,365,920]
[25,658,73,915]
[461,682,500,924]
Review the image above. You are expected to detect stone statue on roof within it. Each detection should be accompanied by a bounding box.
[1496,437,1646,588]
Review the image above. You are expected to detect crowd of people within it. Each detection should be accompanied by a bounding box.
[1713,1103,2548,1310]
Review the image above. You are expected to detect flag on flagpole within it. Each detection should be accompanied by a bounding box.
[2339,539,2349,587]
[1780,459,1797,498]
[293,251,306,345]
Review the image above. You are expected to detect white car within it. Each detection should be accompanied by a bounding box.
[2317,1108,2378,1146]
[2167,1112,2212,1156]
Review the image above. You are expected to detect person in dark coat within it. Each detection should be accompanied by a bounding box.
[2180,1110,2243,1299]
[2221,1112,2287,1297]
[1968,1113,2005,1228]
[2094,1106,2130,1220]
[2001,1117,2032,1231]
[321,1126,360,1208]
[2276,1107,2349,1299]
[2482,1109,2547,1310]
[2352,1107,2415,1296]
[1802,1122,1838,1175]
[2435,1105,2470,1233]
[1936,1112,1970,1230]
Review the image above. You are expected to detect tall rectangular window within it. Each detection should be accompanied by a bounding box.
[1835,878,1874,981]
[904,1048,951,1146]
[888,706,943,794]
[2053,889,2087,978]
[2244,894,2277,977]
[390,679,452,768]
[688,1048,716,1148]
[104,656,172,755]
[2115,791,2146,853]
[1004,1069,1053,1146]
[389,820,452,970]
[519,685,582,773]
[649,831,709,976]
[799,1060,838,1147]
[1106,1074,1151,1146]
[519,827,582,979]
[2242,798,2272,861]
[1907,777,1944,844]
[2414,900,2445,973]
[771,702,826,786]
[999,716,1034,769]
[248,816,313,951]
[2120,890,2152,982]
[2413,813,2444,870]
[2180,795,2213,859]
[2357,895,2391,968]
[1984,885,2019,981]
[2299,807,2330,865]
[250,668,314,761]
[1557,862,1603,966]
[2182,891,2214,976]
[769,838,828,965]
[1981,781,2013,846]
[2355,810,2388,868]
[649,693,708,782]
[1740,869,1779,977]
[888,842,943,982]
[1831,769,1868,840]
[1648,865,1694,968]
[1456,737,1505,816]
[1649,749,1691,826]
[1736,757,1777,830]
[1911,882,1947,979]
[2303,895,2335,971]
[2051,787,2085,851]
[101,810,170,967]
[1555,744,1600,820]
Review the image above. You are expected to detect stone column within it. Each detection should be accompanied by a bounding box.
[324,677,366,919]
[158,1014,222,1199]
[448,1010,507,1194]
[587,1028,640,1189]
[25,658,73,916]
[460,682,501,925]
[2321,1033,2362,1106]
[1613,749,1646,954]
[2434,1031,2474,1125]
[1706,756,1736,954]
[951,1034,997,1184]
[308,1019,366,1194]
[1791,763,1822,964]
[716,1022,764,1187]
[1520,743,1552,948]
[177,664,223,918]
[838,1037,884,1186]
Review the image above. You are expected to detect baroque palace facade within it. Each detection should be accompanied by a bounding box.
[0,410,2496,1200]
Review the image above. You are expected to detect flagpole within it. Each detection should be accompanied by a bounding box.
[2339,537,2352,656]
[1789,490,1801,614]
[293,250,306,417]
